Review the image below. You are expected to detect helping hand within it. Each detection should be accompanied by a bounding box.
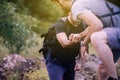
[69,33,81,43]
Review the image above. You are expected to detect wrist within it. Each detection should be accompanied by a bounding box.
[81,41,88,46]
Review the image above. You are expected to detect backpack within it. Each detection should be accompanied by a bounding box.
[39,24,57,59]
[99,0,120,26]
[99,0,120,18]
[39,17,69,59]
[39,17,83,61]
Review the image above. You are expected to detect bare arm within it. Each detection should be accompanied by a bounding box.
[78,12,103,45]
[68,27,89,43]
[56,32,75,48]
[79,27,89,39]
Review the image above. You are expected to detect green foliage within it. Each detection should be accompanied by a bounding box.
[0,0,64,54]
[23,0,64,35]
[24,0,63,21]
[0,2,39,53]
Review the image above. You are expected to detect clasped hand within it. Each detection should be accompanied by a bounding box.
[69,33,81,43]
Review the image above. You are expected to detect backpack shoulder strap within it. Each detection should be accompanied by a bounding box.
[61,17,71,34]
[99,10,120,18]
[99,0,120,26]
[105,0,115,26]
[99,0,120,18]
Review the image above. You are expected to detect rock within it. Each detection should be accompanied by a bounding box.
[75,54,120,80]
[75,54,100,80]
[0,54,40,80]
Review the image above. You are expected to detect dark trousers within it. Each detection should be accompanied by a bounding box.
[45,53,75,80]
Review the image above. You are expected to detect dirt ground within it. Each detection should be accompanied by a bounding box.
[0,44,120,80]
[75,54,120,80]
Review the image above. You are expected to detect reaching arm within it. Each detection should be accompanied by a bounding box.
[79,27,89,39]
[77,12,103,45]
[56,32,76,48]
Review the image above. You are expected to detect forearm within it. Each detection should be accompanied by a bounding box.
[82,33,90,46]
[79,27,89,38]
[61,39,76,48]
[56,32,77,48]
[77,12,103,45]
[82,25,102,45]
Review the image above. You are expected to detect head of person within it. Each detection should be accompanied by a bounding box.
[51,0,73,12]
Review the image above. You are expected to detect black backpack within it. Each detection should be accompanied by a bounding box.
[39,17,83,61]
[39,24,57,59]
[39,17,70,59]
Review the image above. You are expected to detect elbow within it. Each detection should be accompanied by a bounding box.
[89,20,103,31]
[98,24,103,30]
[96,22,103,30]
[61,43,69,48]
[91,23,103,31]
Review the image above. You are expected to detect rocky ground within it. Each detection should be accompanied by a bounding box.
[75,54,99,80]
[75,54,120,80]
[0,54,120,80]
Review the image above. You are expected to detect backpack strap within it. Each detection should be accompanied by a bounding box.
[105,0,115,26]
[99,11,120,18]
[99,0,120,26]
[61,17,72,35]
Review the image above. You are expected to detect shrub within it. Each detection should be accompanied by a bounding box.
[0,2,39,53]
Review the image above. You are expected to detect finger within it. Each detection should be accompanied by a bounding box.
[69,34,74,40]
[74,38,81,43]
[72,36,77,42]
[74,63,81,71]
[69,36,74,41]
[69,37,72,41]
[73,36,79,43]
[69,36,72,40]
[74,35,81,41]
[81,53,86,59]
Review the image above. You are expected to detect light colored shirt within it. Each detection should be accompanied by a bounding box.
[71,0,120,27]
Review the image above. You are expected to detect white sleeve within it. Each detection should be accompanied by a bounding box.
[71,0,92,21]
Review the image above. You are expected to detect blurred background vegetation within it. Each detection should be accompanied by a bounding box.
[0,0,64,55]
[0,0,64,80]
[0,0,99,80]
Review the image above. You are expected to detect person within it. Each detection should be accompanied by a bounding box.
[69,0,120,80]
[90,24,120,80]
[52,0,120,80]
[44,12,84,80]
